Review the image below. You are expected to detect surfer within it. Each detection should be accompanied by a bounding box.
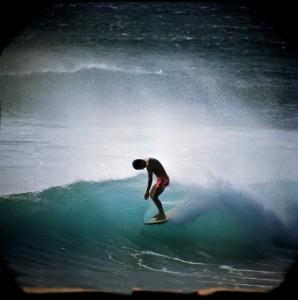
[132,158,169,220]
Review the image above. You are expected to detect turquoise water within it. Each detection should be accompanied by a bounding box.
[1,176,297,291]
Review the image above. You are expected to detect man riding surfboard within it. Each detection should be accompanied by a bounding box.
[132,158,170,220]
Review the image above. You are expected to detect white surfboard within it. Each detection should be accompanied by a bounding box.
[144,207,177,225]
[144,216,168,225]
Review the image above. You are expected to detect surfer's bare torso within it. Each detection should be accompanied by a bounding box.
[145,158,168,178]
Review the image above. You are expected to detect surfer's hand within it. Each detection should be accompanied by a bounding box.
[144,192,149,200]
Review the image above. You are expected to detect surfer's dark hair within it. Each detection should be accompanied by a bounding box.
[132,159,146,170]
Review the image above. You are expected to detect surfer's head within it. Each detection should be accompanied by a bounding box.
[132,159,146,170]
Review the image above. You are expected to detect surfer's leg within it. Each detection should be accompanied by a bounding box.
[150,187,166,220]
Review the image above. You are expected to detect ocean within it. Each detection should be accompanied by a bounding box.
[0,1,298,293]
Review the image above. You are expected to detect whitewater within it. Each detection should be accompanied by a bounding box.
[0,1,298,292]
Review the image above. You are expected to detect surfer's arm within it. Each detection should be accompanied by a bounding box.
[144,171,153,200]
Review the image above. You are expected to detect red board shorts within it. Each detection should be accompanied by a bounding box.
[156,176,170,189]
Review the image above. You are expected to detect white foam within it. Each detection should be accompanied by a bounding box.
[1,47,298,203]
[133,250,206,265]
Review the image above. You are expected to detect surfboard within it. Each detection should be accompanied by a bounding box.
[144,216,168,225]
[144,207,176,225]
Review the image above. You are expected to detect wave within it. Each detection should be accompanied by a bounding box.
[1,176,297,290]
[0,62,164,77]
[1,176,297,261]
[0,49,165,77]
[0,64,165,77]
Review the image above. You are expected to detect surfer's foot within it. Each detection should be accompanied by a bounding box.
[154,213,166,220]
